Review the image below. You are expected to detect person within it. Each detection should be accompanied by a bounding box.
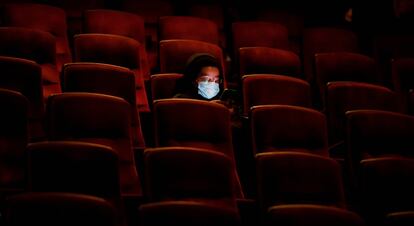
[174,53,223,100]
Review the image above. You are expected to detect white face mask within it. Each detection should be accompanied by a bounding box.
[198,81,220,99]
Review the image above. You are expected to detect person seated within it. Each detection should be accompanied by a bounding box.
[174,53,223,100]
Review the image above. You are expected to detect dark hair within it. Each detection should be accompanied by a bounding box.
[176,53,223,93]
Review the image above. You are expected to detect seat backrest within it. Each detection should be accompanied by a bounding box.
[267,204,365,226]
[0,89,28,190]
[62,62,145,148]
[159,16,220,45]
[144,147,236,208]
[242,74,311,115]
[3,3,71,70]
[315,52,381,105]
[256,152,346,212]
[153,99,232,156]
[0,56,45,140]
[159,39,225,75]
[303,27,359,82]
[152,99,244,198]
[0,56,44,119]
[150,73,183,101]
[83,9,150,80]
[239,47,301,79]
[251,105,328,156]
[360,157,414,220]
[139,201,240,226]
[27,141,120,198]
[232,22,290,57]
[46,92,140,196]
[6,192,118,226]
[326,82,400,145]
[346,110,414,182]
[74,34,140,70]
[83,9,146,44]
[0,27,56,65]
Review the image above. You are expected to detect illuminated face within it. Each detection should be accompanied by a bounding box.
[195,66,220,84]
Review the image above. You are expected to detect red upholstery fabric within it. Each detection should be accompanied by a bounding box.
[62,62,145,149]
[121,0,174,71]
[256,152,346,212]
[159,16,220,45]
[239,47,301,79]
[139,201,240,226]
[251,105,328,156]
[0,89,28,192]
[346,110,414,184]
[3,3,71,71]
[267,204,365,226]
[0,56,45,140]
[315,52,381,105]
[46,93,142,197]
[360,157,414,223]
[0,27,60,99]
[158,39,227,86]
[83,9,150,80]
[6,193,118,226]
[27,141,120,199]
[303,28,359,82]
[242,74,311,115]
[232,22,290,57]
[144,147,237,209]
[153,99,243,198]
[74,34,149,112]
[326,82,400,146]
[150,73,183,101]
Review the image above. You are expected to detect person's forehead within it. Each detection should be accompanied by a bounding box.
[199,66,219,75]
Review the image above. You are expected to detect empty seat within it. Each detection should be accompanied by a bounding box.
[232,21,290,58]
[326,82,400,154]
[159,16,220,45]
[0,27,60,99]
[121,0,175,70]
[0,89,28,194]
[251,105,328,156]
[74,34,149,112]
[239,47,301,79]
[256,152,346,213]
[0,56,45,141]
[3,3,71,71]
[267,204,365,226]
[144,147,237,208]
[83,9,150,80]
[315,52,381,106]
[360,157,414,225]
[345,110,414,186]
[46,93,142,197]
[27,141,120,199]
[62,62,145,149]
[140,201,240,226]
[150,73,183,101]
[303,28,359,82]
[242,74,312,116]
[5,192,118,226]
[188,3,226,48]
[231,22,290,87]
[153,99,243,198]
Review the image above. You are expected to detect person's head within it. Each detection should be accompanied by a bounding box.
[180,53,223,100]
